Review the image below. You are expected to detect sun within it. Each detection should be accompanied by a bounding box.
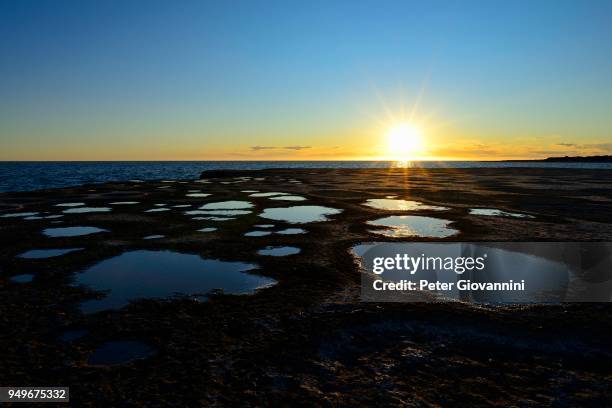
[386,123,425,159]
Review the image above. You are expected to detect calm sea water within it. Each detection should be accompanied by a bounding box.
[1,161,611,193]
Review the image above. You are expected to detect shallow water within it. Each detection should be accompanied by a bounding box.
[257,246,301,256]
[364,198,448,211]
[352,242,612,303]
[0,212,39,218]
[143,235,165,240]
[269,195,307,201]
[367,215,457,238]
[192,216,236,221]
[249,192,289,197]
[276,228,307,235]
[186,193,211,198]
[44,226,108,237]
[186,209,251,216]
[10,274,34,283]
[260,205,342,223]
[76,250,274,313]
[470,208,534,218]
[244,231,272,237]
[254,224,274,228]
[55,202,85,207]
[198,227,217,233]
[145,208,170,213]
[63,207,111,214]
[88,340,156,366]
[110,201,140,205]
[199,201,253,210]
[18,248,83,258]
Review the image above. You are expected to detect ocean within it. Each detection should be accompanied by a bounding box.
[1,161,611,193]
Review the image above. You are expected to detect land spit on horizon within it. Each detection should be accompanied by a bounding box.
[1,168,611,405]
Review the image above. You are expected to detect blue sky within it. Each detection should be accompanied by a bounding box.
[1,0,611,160]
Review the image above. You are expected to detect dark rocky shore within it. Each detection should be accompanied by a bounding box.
[1,168,612,406]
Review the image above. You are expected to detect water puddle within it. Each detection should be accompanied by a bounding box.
[249,192,289,197]
[367,216,458,238]
[145,208,170,213]
[276,228,307,235]
[87,341,157,366]
[55,203,85,207]
[269,195,307,201]
[470,208,534,218]
[143,235,165,240]
[44,226,108,238]
[192,216,236,221]
[198,227,217,233]
[10,274,34,283]
[76,250,274,313]
[352,242,612,303]
[364,198,448,211]
[257,246,301,256]
[199,201,253,210]
[172,204,192,208]
[18,248,83,259]
[154,203,167,207]
[63,207,111,214]
[254,224,274,228]
[110,201,139,205]
[260,206,342,223]
[1,212,39,218]
[245,231,272,237]
[186,210,251,216]
[241,190,259,193]
[186,193,211,198]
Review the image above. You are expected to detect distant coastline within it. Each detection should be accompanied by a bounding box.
[506,155,612,163]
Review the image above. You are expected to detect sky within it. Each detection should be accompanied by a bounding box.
[1,0,611,161]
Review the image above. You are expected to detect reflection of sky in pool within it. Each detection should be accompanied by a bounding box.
[10,274,34,283]
[199,201,253,210]
[44,226,108,237]
[257,246,301,256]
[63,207,111,214]
[249,192,289,197]
[198,227,217,233]
[1,212,39,218]
[352,242,612,303]
[276,228,307,235]
[76,250,275,313]
[470,208,534,218]
[186,193,211,198]
[260,206,341,223]
[367,216,457,238]
[244,231,272,237]
[364,198,448,211]
[186,210,251,216]
[18,248,83,258]
[269,195,307,201]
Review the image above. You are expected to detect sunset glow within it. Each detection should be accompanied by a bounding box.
[386,123,426,160]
